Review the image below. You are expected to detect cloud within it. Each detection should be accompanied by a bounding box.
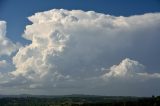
[0,9,160,96]
[0,60,11,73]
[0,21,20,75]
[102,58,160,81]
[0,60,7,67]
[0,21,20,56]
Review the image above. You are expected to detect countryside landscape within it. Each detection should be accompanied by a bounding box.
[0,0,160,105]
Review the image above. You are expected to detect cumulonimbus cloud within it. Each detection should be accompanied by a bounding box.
[0,9,160,96]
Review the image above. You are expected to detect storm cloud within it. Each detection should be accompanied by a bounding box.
[0,9,160,96]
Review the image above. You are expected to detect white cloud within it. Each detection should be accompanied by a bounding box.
[0,9,160,96]
[102,58,160,81]
[0,21,20,75]
[0,60,7,67]
[0,21,20,56]
[0,60,9,74]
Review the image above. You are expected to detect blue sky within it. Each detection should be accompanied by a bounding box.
[0,0,160,96]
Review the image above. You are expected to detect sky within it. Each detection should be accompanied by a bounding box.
[0,0,160,96]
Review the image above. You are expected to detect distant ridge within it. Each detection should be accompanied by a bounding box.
[0,94,144,98]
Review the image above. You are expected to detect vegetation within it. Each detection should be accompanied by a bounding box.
[0,95,159,106]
